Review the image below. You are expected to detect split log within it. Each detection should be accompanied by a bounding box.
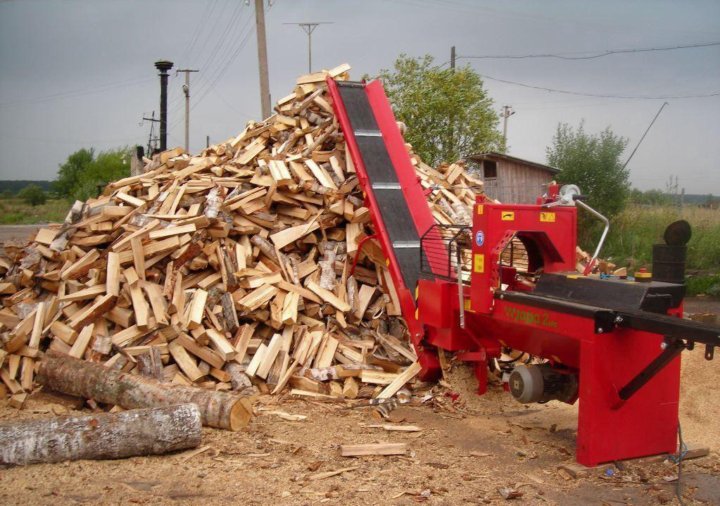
[37,354,252,430]
[340,442,408,457]
[0,404,201,466]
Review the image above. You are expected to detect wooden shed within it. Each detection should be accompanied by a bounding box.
[466,152,560,204]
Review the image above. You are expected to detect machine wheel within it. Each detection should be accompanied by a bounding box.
[508,365,544,404]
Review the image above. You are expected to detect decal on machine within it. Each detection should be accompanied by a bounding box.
[501,211,515,221]
[473,254,484,273]
[540,212,556,223]
[475,230,485,247]
[503,306,558,328]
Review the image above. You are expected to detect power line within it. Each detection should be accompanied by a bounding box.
[190,21,255,112]
[169,4,253,118]
[168,15,256,132]
[458,41,720,60]
[478,73,720,100]
[0,77,153,107]
[181,0,219,64]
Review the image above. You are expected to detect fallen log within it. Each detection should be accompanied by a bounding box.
[37,354,252,430]
[0,404,201,466]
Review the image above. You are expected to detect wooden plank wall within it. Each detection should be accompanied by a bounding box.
[495,160,553,203]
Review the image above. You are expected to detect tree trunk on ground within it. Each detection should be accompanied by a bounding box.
[0,404,201,466]
[37,354,253,430]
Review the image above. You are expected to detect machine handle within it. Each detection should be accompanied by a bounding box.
[575,200,610,275]
[456,247,465,329]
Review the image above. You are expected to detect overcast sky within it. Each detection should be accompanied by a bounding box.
[1,0,719,194]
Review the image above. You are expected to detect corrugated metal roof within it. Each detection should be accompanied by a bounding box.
[466,151,561,174]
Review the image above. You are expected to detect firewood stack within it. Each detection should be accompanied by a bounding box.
[0,63,485,409]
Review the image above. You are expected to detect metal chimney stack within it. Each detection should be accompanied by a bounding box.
[154,60,174,152]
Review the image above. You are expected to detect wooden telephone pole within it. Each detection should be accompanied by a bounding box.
[255,0,271,119]
[176,68,199,152]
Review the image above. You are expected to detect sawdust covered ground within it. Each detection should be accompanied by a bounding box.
[1,368,719,506]
[0,299,718,505]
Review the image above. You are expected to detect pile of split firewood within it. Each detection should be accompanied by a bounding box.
[0,64,486,412]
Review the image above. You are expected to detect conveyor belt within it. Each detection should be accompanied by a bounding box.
[336,82,425,294]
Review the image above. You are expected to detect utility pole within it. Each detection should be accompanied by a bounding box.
[141,111,160,155]
[176,68,199,152]
[450,46,456,71]
[285,22,333,73]
[154,60,174,151]
[255,0,271,119]
[500,105,515,148]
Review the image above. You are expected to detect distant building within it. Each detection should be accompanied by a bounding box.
[465,152,560,204]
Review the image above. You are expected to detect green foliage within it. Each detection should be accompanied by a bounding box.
[377,54,503,166]
[54,148,94,198]
[686,275,720,297]
[54,147,131,201]
[547,122,629,218]
[18,184,47,206]
[0,181,53,194]
[629,188,673,206]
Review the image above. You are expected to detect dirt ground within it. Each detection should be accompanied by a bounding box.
[1,313,719,506]
[0,224,718,505]
[0,225,39,245]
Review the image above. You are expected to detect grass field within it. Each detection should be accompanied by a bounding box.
[599,205,720,271]
[0,198,68,224]
[595,205,720,296]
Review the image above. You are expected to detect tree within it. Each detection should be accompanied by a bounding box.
[547,122,629,219]
[18,184,47,206]
[54,148,94,198]
[377,55,503,166]
[54,147,131,201]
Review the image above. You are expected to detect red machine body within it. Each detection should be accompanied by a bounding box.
[328,77,717,467]
[418,200,680,465]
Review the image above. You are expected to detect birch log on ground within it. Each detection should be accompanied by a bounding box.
[0,404,201,466]
[37,354,253,430]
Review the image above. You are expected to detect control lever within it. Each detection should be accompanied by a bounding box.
[542,185,609,275]
[575,199,610,275]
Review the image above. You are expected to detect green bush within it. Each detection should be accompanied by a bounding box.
[18,184,47,206]
[686,275,720,297]
[54,147,131,201]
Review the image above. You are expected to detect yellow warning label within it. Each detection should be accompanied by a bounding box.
[501,211,515,221]
[540,212,556,223]
[477,204,484,215]
[473,254,485,273]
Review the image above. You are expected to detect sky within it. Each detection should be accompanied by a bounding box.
[0,0,719,194]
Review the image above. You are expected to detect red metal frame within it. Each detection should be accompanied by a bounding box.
[349,234,377,277]
[417,200,681,465]
[327,77,441,378]
[470,201,577,313]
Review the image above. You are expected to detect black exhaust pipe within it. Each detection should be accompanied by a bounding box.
[652,220,691,284]
[154,60,174,152]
